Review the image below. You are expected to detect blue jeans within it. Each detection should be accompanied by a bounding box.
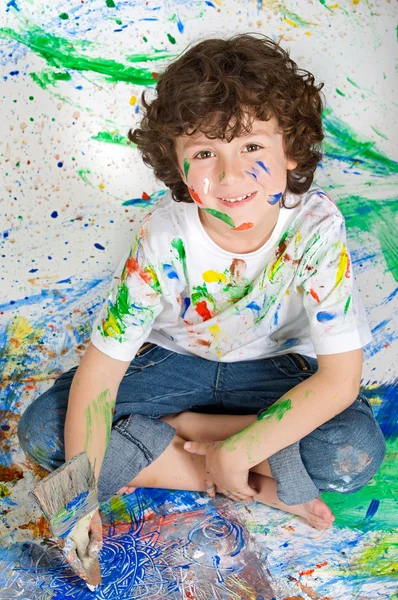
[18,344,386,504]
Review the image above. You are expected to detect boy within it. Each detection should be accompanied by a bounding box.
[18,33,385,566]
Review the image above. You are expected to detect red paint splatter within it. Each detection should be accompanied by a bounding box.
[188,187,203,204]
[152,72,159,79]
[345,255,351,278]
[299,568,315,576]
[185,592,195,600]
[310,288,320,303]
[126,257,151,283]
[195,301,211,321]
[141,191,151,201]
[233,222,254,230]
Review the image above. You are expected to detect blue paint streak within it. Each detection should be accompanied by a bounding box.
[316,311,336,322]
[94,243,105,250]
[267,192,282,205]
[163,264,179,279]
[181,296,190,318]
[255,160,270,174]
[365,499,380,519]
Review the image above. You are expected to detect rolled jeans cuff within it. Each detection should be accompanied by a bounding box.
[268,441,320,505]
[97,414,176,503]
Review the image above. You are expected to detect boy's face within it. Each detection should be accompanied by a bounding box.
[175,115,297,235]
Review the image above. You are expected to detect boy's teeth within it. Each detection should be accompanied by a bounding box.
[221,192,253,202]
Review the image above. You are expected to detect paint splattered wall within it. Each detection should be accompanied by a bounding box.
[1,1,397,599]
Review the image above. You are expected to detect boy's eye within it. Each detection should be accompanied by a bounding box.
[194,144,261,160]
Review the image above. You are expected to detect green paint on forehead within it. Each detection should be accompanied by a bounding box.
[203,208,235,229]
[258,398,292,422]
[183,158,190,180]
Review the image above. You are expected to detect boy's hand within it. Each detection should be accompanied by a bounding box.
[183,441,258,502]
[59,509,103,582]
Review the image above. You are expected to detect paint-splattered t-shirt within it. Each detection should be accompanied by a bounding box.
[90,185,372,362]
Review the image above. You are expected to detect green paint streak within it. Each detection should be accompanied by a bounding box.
[30,70,71,89]
[347,76,360,89]
[344,295,351,314]
[91,131,133,146]
[84,405,92,452]
[171,237,188,282]
[337,195,398,281]
[258,399,293,422]
[336,88,345,97]
[283,8,316,28]
[191,283,216,309]
[106,0,116,6]
[0,27,160,85]
[203,208,235,229]
[322,438,398,532]
[370,125,388,140]
[322,108,398,176]
[167,33,176,44]
[219,171,225,182]
[59,13,69,20]
[183,158,190,180]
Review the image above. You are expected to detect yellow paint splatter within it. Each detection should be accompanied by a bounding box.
[129,95,136,105]
[208,324,220,335]
[284,17,297,27]
[203,270,227,284]
[99,183,105,190]
[336,244,349,285]
[295,230,301,243]
[353,0,360,4]
[305,31,312,36]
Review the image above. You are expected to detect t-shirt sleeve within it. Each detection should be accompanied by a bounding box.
[298,210,372,355]
[90,230,163,362]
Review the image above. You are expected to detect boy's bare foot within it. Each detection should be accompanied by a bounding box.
[290,496,335,529]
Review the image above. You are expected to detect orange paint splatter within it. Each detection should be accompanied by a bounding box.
[0,464,24,483]
[310,288,320,303]
[141,191,151,201]
[19,515,51,538]
[188,187,203,204]
[233,222,254,230]
[195,301,211,321]
[126,257,152,283]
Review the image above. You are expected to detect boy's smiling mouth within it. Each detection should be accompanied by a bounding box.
[217,191,257,207]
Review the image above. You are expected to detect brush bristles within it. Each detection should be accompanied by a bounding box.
[29,452,98,537]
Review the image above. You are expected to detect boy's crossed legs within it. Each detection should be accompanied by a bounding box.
[119,411,335,529]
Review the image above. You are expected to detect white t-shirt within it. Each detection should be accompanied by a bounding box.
[90,185,372,363]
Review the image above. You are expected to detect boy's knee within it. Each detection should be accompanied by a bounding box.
[17,402,64,471]
[329,416,386,493]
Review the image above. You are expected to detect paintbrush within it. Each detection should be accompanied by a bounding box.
[29,452,102,590]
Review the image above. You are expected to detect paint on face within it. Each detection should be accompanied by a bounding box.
[183,158,190,180]
[188,186,203,204]
[219,171,225,182]
[203,177,210,195]
[255,161,271,175]
[267,192,283,205]
[233,222,254,230]
[203,208,235,228]
[257,398,293,422]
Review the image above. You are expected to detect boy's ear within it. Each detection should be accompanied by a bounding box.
[287,157,298,171]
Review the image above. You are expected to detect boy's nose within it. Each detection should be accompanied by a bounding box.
[217,157,246,188]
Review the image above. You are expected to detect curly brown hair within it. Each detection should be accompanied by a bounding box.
[128,33,324,206]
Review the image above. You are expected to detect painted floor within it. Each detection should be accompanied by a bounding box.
[1,1,397,598]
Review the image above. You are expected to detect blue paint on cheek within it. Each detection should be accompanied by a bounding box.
[255,161,270,174]
[245,169,257,180]
[267,192,283,205]
[317,311,336,323]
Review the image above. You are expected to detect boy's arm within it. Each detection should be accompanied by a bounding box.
[184,349,363,495]
[64,341,131,480]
